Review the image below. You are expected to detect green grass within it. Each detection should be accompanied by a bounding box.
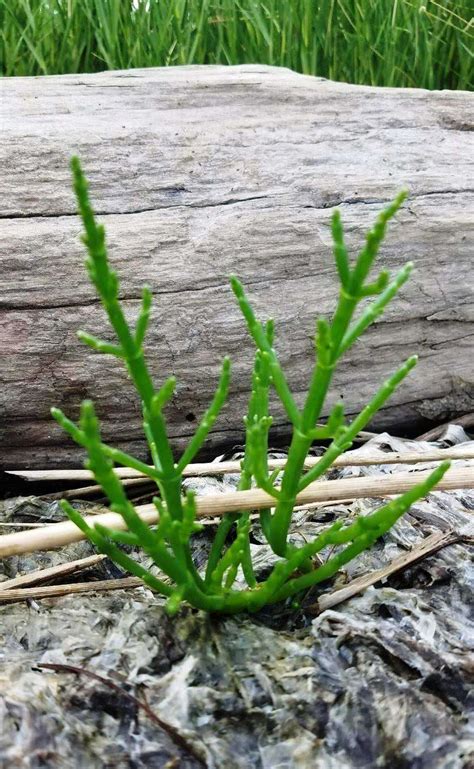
[1,0,472,89]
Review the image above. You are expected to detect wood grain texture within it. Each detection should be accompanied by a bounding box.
[1,65,473,468]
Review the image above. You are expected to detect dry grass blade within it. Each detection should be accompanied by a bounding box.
[315,527,474,613]
[0,466,473,558]
[0,554,106,591]
[7,445,474,483]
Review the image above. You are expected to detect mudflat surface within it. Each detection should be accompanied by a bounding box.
[1,432,473,768]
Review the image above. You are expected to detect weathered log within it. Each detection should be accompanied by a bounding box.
[0,65,473,468]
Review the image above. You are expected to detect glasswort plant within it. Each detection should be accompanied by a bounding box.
[52,157,450,614]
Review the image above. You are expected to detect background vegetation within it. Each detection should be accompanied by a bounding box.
[1,0,472,89]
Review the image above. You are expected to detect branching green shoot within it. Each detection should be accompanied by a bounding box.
[52,157,449,614]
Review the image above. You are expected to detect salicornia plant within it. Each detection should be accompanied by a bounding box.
[52,157,449,614]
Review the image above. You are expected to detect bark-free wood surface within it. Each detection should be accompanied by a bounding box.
[1,65,473,468]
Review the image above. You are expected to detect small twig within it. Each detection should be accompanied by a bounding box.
[35,663,207,767]
[0,575,143,602]
[60,477,155,499]
[313,528,474,613]
[126,489,158,505]
[0,553,106,591]
[0,466,473,558]
[7,444,474,483]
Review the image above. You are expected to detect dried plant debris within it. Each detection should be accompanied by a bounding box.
[0,431,473,768]
[0,499,116,586]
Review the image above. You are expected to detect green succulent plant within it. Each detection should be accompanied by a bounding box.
[52,157,449,614]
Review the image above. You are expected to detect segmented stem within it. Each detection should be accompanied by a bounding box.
[55,162,445,615]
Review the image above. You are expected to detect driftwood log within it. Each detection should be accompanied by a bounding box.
[1,65,473,468]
